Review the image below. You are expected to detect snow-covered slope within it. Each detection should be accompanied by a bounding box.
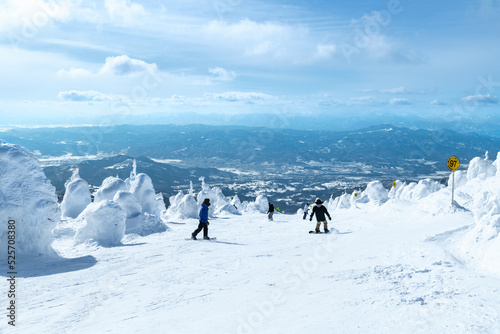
[2,144,500,333]
[6,204,500,333]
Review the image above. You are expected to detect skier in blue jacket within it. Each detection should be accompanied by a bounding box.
[192,198,211,240]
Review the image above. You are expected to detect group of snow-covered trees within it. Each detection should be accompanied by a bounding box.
[1,141,499,276]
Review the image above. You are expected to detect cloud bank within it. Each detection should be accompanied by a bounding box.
[58,55,158,77]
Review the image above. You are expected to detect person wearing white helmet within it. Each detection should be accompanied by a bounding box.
[303,202,310,220]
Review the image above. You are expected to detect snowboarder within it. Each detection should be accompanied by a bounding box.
[267,202,274,221]
[303,202,310,219]
[309,198,331,233]
[192,198,211,240]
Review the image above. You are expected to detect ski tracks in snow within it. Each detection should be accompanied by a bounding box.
[4,210,500,334]
[314,208,500,333]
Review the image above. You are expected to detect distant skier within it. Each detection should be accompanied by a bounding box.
[303,202,310,220]
[267,202,275,221]
[192,198,211,240]
[309,198,331,233]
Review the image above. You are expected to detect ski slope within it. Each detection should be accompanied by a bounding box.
[2,142,500,333]
[5,205,500,334]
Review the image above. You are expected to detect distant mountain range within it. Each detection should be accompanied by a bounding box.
[2,123,499,163]
[2,124,500,209]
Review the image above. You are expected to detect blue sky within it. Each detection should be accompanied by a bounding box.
[0,0,499,129]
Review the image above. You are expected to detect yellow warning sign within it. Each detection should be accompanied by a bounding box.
[447,156,460,171]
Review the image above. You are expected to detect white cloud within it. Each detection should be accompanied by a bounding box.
[430,99,448,106]
[0,0,148,32]
[347,96,382,106]
[204,91,277,104]
[346,11,393,60]
[343,11,428,64]
[0,0,73,33]
[204,19,334,64]
[206,19,295,44]
[380,87,412,94]
[461,94,499,105]
[390,49,427,64]
[208,67,237,81]
[314,44,337,60]
[100,55,157,75]
[245,41,275,56]
[192,67,237,86]
[57,67,92,77]
[58,90,123,102]
[105,0,146,26]
[362,87,436,94]
[58,55,158,77]
[364,34,392,60]
[318,99,340,107]
[57,90,280,107]
[389,98,412,105]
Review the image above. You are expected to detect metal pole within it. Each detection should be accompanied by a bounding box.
[451,171,455,206]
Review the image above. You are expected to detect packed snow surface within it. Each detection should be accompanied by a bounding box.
[2,148,500,333]
[6,203,500,333]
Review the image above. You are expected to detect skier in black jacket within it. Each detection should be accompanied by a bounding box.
[267,202,275,221]
[309,198,331,233]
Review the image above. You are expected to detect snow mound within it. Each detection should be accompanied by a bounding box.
[457,186,500,275]
[60,168,91,218]
[0,143,59,257]
[195,177,239,213]
[329,182,388,210]
[467,153,496,181]
[390,179,444,201]
[328,192,358,211]
[139,213,167,236]
[245,194,269,213]
[165,179,243,220]
[73,170,168,237]
[75,200,126,246]
[495,152,500,175]
[230,194,242,210]
[451,170,468,189]
[215,203,240,215]
[196,177,216,205]
[129,173,161,217]
[360,181,389,205]
[113,190,142,219]
[113,190,167,235]
[330,179,444,212]
[165,191,199,220]
[213,187,230,207]
[94,177,128,203]
[156,192,167,213]
[454,154,500,276]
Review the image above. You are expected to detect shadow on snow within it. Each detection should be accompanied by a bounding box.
[2,255,97,278]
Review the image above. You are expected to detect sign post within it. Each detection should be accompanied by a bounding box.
[447,156,460,206]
